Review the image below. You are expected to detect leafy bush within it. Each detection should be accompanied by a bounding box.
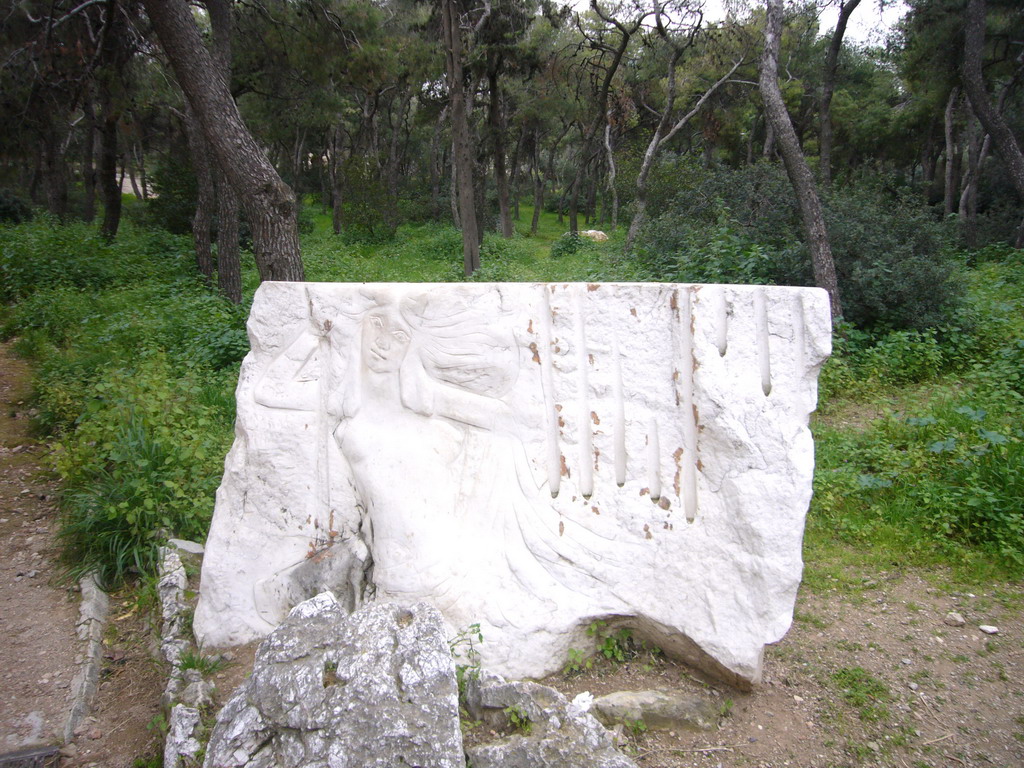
[549,232,582,260]
[633,162,963,331]
[53,355,231,585]
[1,218,242,585]
[145,152,198,235]
[0,188,33,224]
[0,217,190,303]
[633,214,777,284]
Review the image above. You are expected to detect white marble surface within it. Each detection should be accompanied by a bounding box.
[194,282,831,687]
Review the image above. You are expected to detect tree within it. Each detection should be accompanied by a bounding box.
[623,4,743,250]
[141,0,305,282]
[962,0,1024,245]
[441,0,480,275]
[759,0,841,318]
[818,0,861,186]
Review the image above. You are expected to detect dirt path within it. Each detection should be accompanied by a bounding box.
[552,568,1024,768]
[0,340,81,757]
[0,341,162,767]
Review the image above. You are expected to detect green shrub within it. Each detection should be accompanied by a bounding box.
[633,214,777,285]
[53,355,231,586]
[145,152,198,235]
[633,162,963,332]
[550,232,582,260]
[0,217,191,303]
[0,188,33,224]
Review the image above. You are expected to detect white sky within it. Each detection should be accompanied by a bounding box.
[707,0,909,45]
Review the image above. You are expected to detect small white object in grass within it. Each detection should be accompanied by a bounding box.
[979,625,999,635]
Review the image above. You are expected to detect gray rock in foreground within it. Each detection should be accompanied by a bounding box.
[592,690,719,731]
[203,594,464,768]
[464,671,637,768]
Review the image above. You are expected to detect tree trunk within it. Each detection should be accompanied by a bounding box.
[760,0,841,318]
[81,95,97,222]
[208,0,242,302]
[604,118,618,231]
[142,0,304,282]
[41,121,69,219]
[509,129,523,221]
[488,67,513,238]
[98,89,121,240]
[184,104,215,280]
[429,106,447,220]
[819,0,861,186]
[441,0,480,275]
[217,172,242,303]
[943,88,961,217]
[762,119,775,159]
[958,108,984,247]
[962,0,1024,220]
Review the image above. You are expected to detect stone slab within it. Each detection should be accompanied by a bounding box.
[195,282,831,687]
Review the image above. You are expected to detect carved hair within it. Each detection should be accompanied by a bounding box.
[399,293,519,398]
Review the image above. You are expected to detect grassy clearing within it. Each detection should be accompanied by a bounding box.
[1,210,1022,586]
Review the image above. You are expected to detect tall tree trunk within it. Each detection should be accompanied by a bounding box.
[135,139,149,200]
[819,0,861,186]
[509,129,523,221]
[943,88,961,217]
[98,89,121,240]
[41,120,69,219]
[762,118,775,159]
[331,127,344,234]
[962,0,1024,224]
[184,104,214,280]
[142,0,304,282]
[441,0,479,275]
[604,117,618,232]
[760,0,841,318]
[208,0,242,303]
[428,107,447,220]
[217,174,242,303]
[530,127,544,234]
[958,108,984,247]
[488,68,513,239]
[81,95,97,222]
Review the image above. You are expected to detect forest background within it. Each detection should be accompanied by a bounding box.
[0,0,1023,595]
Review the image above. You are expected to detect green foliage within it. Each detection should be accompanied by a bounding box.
[0,219,239,586]
[821,180,962,331]
[53,355,230,585]
[563,647,594,676]
[634,212,777,284]
[586,620,638,664]
[450,622,483,695]
[0,188,33,224]
[0,217,190,303]
[504,704,532,735]
[178,649,226,676]
[624,718,647,736]
[337,161,397,243]
[830,667,891,722]
[145,152,198,235]
[550,232,582,260]
[634,162,964,332]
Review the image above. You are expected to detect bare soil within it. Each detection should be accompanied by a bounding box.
[0,341,163,767]
[2,338,1021,768]
[549,570,1023,768]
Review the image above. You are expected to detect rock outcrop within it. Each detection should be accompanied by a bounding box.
[203,595,464,768]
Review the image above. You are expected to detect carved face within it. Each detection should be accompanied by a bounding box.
[362,307,412,373]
